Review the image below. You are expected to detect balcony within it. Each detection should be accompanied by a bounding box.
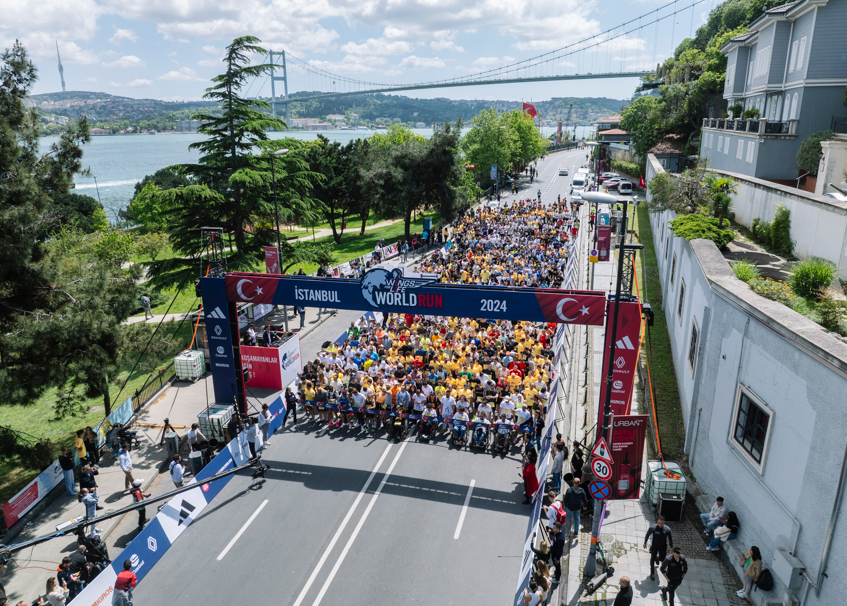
[701,117,797,136]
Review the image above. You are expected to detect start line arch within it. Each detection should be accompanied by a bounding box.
[199,267,608,410]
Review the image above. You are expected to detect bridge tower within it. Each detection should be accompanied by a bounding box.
[269,50,289,127]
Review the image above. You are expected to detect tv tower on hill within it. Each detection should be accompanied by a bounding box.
[56,41,66,92]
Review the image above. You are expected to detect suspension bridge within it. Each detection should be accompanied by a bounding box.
[256,0,715,122]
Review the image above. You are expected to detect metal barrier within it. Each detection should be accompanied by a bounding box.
[132,362,175,412]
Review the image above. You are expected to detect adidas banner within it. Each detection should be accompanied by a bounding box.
[200,277,238,406]
[596,300,642,432]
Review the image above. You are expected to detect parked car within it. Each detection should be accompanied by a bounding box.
[598,172,619,183]
[605,178,622,190]
[618,181,634,195]
[558,167,569,176]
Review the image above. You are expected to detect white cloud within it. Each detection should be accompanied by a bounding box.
[109,27,137,45]
[102,55,146,68]
[167,51,178,57]
[126,78,153,87]
[398,55,445,69]
[341,37,411,56]
[472,56,502,68]
[83,76,97,83]
[430,30,463,52]
[202,45,223,55]
[109,81,122,87]
[158,66,205,82]
[197,58,222,67]
[308,55,385,75]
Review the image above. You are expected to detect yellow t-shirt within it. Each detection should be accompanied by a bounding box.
[75,436,87,459]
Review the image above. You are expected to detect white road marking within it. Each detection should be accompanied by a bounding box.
[216,499,268,561]
[454,479,476,540]
[312,439,410,606]
[291,442,394,606]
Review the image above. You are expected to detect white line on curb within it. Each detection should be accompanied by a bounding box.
[291,442,394,606]
[454,479,476,540]
[216,499,268,561]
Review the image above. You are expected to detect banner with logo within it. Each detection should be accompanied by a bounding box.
[609,415,648,500]
[597,225,612,262]
[242,345,284,390]
[596,300,642,433]
[278,333,301,388]
[264,246,279,274]
[1,457,64,527]
[200,277,238,405]
[223,269,607,325]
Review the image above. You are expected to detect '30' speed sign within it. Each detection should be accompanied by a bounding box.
[591,457,613,481]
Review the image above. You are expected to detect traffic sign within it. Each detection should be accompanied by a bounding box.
[590,437,613,464]
[590,249,598,257]
[588,480,612,501]
[589,249,598,263]
[591,457,613,481]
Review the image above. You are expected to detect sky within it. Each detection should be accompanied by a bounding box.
[1,0,714,102]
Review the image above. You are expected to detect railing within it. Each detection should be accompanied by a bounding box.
[717,119,725,129]
[734,120,746,131]
[765,121,789,134]
[832,116,847,134]
[132,362,175,412]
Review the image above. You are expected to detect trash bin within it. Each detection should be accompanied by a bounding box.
[188,451,204,477]
[658,492,684,522]
[165,431,180,459]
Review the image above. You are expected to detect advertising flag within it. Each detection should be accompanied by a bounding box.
[596,301,642,432]
[264,246,279,274]
[609,415,648,499]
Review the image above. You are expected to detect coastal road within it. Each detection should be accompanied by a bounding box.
[129,150,582,606]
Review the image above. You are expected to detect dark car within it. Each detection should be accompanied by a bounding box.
[605,178,622,190]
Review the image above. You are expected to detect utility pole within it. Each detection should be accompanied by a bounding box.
[583,198,642,579]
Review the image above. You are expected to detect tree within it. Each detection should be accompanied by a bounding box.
[502,110,548,168]
[49,192,107,234]
[620,96,665,158]
[797,130,835,175]
[306,135,351,244]
[461,108,518,184]
[704,175,738,227]
[646,164,716,215]
[136,232,170,262]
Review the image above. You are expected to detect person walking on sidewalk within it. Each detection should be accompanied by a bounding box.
[84,427,100,465]
[130,479,151,529]
[169,455,185,488]
[118,444,134,491]
[298,306,306,330]
[700,496,727,536]
[112,560,136,606]
[285,387,298,425]
[59,450,76,496]
[563,478,586,539]
[644,515,674,580]
[140,293,153,320]
[659,548,688,606]
[613,577,633,606]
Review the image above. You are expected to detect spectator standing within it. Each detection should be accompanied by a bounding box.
[551,443,565,494]
[130,479,150,529]
[659,548,688,606]
[285,387,298,424]
[169,455,186,488]
[111,560,136,606]
[59,450,76,496]
[298,306,306,329]
[78,466,102,509]
[612,577,633,606]
[245,417,262,458]
[45,578,68,606]
[186,423,207,451]
[247,323,257,345]
[74,430,87,464]
[83,427,99,465]
[643,516,674,580]
[737,546,762,600]
[521,450,539,504]
[563,478,586,539]
[522,580,542,606]
[140,293,153,320]
[530,532,551,567]
[68,545,92,585]
[258,404,272,446]
[549,522,565,581]
[700,497,727,536]
[118,444,134,491]
[570,444,584,480]
[56,558,81,601]
[79,489,99,538]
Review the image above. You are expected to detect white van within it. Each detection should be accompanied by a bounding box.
[571,176,586,193]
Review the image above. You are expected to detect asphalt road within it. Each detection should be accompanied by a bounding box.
[130,148,589,606]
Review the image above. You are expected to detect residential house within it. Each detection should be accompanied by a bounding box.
[700,0,847,181]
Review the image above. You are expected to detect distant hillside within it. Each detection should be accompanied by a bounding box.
[28,91,130,104]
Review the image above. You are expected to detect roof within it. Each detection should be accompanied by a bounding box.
[765,1,800,14]
[729,32,755,43]
[648,134,687,155]
[600,128,628,136]
[597,114,622,123]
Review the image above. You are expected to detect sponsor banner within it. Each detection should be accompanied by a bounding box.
[195,448,236,503]
[120,517,171,583]
[266,395,288,435]
[242,345,283,390]
[597,225,612,262]
[156,483,208,544]
[264,246,279,274]
[609,415,648,500]
[253,303,273,323]
[223,270,606,325]
[93,397,134,447]
[596,301,642,433]
[1,478,40,527]
[68,563,117,606]
[200,277,238,406]
[278,333,301,389]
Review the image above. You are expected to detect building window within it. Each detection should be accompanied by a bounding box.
[775,96,783,121]
[737,139,744,159]
[677,279,686,324]
[753,46,771,78]
[796,37,807,72]
[731,386,773,472]
[790,93,798,119]
[725,138,730,155]
[789,40,798,72]
[688,319,699,376]
[746,141,755,163]
[665,237,670,259]
[717,136,723,152]
[670,253,677,286]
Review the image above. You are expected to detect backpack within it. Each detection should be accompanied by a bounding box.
[551,502,567,526]
[755,569,774,591]
[565,487,584,511]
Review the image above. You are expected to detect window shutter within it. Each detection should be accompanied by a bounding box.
[797,37,807,72]
[737,139,744,159]
[789,40,798,72]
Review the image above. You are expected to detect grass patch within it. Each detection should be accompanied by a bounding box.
[632,205,686,461]
[0,320,194,507]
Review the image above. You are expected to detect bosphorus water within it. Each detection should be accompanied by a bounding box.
[39,125,594,219]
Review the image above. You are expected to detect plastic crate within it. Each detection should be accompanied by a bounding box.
[174,350,205,381]
[644,461,686,508]
[198,404,234,442]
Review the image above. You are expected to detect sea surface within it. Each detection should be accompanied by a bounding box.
[39,125,593,219]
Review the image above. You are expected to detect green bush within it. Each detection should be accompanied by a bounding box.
[668,214,735,248]
[749,278,798,306]
[797,130,835,174]
[770,203,793,255]
[611,159,646,178]
[789,258,837,299]
[742,108,760,120]
[817,295,847,332]
[729,103,743,118]
[731,260,761,283]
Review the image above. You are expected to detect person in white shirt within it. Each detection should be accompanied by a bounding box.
[412,392,427,413]
[169,455,186,488]
[701,497,728,535]
[186,423,208,451]
[499,398,515,418]
[440,394,456,429]
[478,402,493,418]
[258,404,273,446]
[118,446,134,491]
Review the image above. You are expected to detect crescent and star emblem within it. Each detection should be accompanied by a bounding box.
[236,279,263,300]
[556,298,592,322]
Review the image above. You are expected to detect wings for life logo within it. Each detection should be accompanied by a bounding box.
[359,267,441,309]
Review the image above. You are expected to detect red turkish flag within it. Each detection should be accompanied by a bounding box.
[522,102,537,118]
[639,174,646,189]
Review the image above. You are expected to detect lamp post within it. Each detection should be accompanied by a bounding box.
[271,148,289,331]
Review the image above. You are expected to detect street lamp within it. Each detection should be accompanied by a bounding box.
[270,148,289,331]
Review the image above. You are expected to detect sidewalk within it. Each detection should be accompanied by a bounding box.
[558,217,746,606]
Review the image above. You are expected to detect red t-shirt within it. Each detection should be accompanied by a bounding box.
[115,571,137,591]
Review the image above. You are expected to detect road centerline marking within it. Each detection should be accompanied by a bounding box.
[291,441,394,606]
[216,499,268,561]
[454,479,476,540]
[312,438,410,606]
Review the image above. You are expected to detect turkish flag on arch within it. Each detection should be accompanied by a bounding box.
[639,174,646,189]
[522,102,537,118]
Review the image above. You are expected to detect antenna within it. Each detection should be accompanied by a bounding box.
[56,41,66,93]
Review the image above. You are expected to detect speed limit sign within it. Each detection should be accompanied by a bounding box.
[592,457,613,481]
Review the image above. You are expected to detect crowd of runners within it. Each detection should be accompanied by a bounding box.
[292,201,584,454]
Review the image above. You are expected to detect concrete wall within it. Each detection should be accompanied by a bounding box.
[713,167,847,278]
[646,153,847,606]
